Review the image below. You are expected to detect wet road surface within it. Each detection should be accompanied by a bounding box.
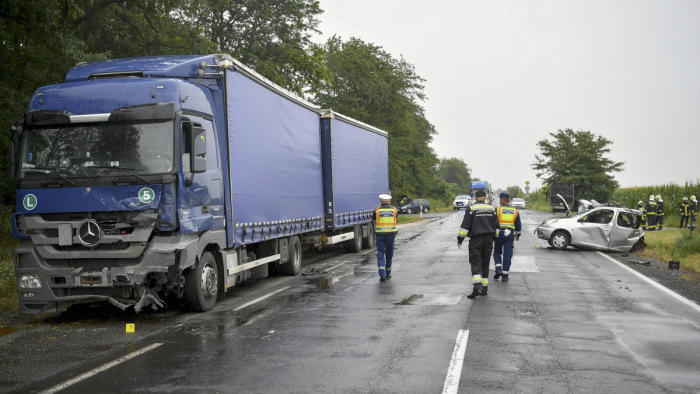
[2,209,700,393]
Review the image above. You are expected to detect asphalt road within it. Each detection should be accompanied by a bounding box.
[2,209,700,393]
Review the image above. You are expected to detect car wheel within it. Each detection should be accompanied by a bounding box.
[407,208,413,214]
[184,251,219,312]
[630,236,645,252]
[550,230,570,250]
[423,207,429,213]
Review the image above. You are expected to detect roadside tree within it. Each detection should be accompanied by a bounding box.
[532,129,623,202]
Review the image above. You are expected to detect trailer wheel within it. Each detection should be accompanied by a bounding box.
[184,251,218,312]
[278,236,302,276]
[362,223,376,249]
[344,225,363,253]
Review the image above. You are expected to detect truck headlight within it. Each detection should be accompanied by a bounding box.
[18,274,42,289]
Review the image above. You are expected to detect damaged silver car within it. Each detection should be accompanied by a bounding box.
[536,207,645,252]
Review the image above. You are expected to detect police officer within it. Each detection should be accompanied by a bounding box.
[643,194,657,231]
[493,193,522,282]
[679,197,691,228]
[636,200,647,230]
[457,189,499,299]
[655,195,665,230]
[372,194,398,281]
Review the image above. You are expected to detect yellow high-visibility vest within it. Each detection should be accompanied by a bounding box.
[497,206,518,229]
[375,207,397,235]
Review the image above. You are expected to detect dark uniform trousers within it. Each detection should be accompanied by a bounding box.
[468,234,494,288]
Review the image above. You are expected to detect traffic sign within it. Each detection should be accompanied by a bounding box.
[525,186,530,192]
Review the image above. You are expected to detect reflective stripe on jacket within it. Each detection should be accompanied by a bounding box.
[680,202,690,216]
[375,207,398,235]
[644,200,657,215]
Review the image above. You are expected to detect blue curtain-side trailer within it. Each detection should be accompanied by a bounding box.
[11,54,389,314]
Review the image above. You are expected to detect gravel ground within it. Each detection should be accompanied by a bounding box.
[608,252,700,305]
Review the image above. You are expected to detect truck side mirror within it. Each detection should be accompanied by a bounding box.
[191,127,207,173]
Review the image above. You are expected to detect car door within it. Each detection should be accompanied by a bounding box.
[608,210,643,252]
[571,208,615,250]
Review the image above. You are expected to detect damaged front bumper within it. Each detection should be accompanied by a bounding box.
[14,234,199,315]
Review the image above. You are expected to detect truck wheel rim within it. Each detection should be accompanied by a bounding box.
[201,264,217,299]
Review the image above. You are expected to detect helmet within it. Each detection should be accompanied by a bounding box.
[637,200,643,206]
[692,195,697,201]
[683,196,688,201]
[656,195,661,200]
[649,194,655,200]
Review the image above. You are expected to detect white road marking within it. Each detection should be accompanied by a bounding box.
[39,343,163,394]
[442,329,469,394]
[323,261,348,273]
[232,286,292,311]
[597,251,700,313]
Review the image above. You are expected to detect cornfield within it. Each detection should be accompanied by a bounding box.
[610,181,700,215]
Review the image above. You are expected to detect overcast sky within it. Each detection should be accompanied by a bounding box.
[314,0,700,192]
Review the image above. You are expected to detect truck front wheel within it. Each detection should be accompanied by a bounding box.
[184,251,219,312]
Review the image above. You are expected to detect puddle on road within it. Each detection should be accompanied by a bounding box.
[395,294,424,305]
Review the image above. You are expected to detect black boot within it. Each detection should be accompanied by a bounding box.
[493,272,502,280]
[481,286,488,296]
[467,287,482,299]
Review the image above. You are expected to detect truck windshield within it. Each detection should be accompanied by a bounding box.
[19,120,174,179]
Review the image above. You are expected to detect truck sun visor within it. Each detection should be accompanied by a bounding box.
[108,102,175,122]
[25,110,72,127]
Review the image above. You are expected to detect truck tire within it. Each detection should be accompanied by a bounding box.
[362,223,376,249]
[184,251,219,312]
[344,225,363,253]
[549,230,570,250]
[278,236,302,276]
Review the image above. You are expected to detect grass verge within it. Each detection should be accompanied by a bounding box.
[637,227,700,274]
[1,205,18,311]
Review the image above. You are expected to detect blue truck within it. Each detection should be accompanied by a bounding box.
[469,181,492,203]
[10,54,389,314]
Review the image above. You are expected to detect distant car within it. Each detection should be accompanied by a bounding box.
[535,206,645,252]
[452,195,471,210]
[399,198,431,214]
[511,198,526,209]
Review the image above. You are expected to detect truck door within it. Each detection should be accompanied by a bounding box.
[181,116,224,232]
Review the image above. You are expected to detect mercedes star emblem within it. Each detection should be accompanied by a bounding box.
[77,219,102,247]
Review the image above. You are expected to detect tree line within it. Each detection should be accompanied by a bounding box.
[0,0,475,205]
[0,0,624,207]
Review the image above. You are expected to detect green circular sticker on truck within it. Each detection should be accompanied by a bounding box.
[23,194,37,210]
[138,187,155,203]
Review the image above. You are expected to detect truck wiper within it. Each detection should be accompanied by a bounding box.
[111,167,151,184]
[82,166,152,184]
[45,169,78,186]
